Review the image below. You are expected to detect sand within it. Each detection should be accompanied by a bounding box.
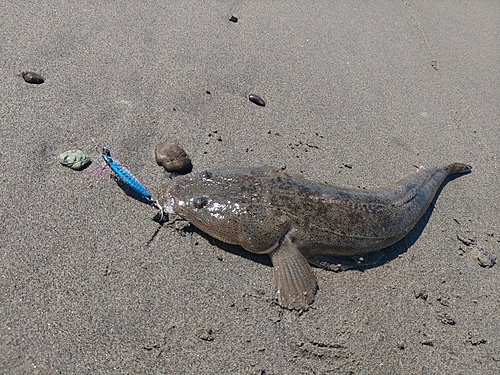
[1,1,499,374]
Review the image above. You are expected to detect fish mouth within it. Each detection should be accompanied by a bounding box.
[157,187,175,214]
[165,196,175,214]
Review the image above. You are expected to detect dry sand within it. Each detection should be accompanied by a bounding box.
[1,1,499,374]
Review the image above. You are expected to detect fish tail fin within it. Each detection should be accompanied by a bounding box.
[446,163,472,176]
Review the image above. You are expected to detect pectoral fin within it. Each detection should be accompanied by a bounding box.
[269,236,318,310]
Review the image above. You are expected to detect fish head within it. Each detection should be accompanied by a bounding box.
[157,169,250,245]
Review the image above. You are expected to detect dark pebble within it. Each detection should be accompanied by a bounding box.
[229,16,238,23]
[22,71,44,84]
[249,93,265,107]
[155,141,192,173]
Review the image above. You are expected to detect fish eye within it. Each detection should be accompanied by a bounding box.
[201,170,212,180]
[193,196,208,209]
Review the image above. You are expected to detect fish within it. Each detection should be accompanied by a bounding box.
[157,163,471,309]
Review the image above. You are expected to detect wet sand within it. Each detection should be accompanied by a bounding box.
[1,1,499,373]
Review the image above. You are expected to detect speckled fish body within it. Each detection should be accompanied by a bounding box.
[158,163,471,309]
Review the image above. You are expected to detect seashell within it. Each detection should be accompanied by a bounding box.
[58,150,90,170]
[155,141,192,173]
[22,71,45,84]
[248,93,265,106]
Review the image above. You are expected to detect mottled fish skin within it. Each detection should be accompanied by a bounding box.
[158,163,471,309]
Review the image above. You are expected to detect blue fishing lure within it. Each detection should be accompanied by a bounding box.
[101,147,152,201]
[100,147,163,217]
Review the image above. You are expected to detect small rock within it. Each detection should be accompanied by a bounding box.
[198,328,215,341]
[466,331,487,346]
[22,71,45,84]
[437,311,456,325]
[436,296,450,307]
[248,93,266,107]
[471,243,496,268]
[413,286,428,301]
[229,15,238,23]
[155,141,192,173]
[457,234,473,246]
[58,150,90,170]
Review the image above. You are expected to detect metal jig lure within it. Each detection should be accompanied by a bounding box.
[99,147,164,219]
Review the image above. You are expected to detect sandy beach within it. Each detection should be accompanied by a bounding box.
[1,1,499,373]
